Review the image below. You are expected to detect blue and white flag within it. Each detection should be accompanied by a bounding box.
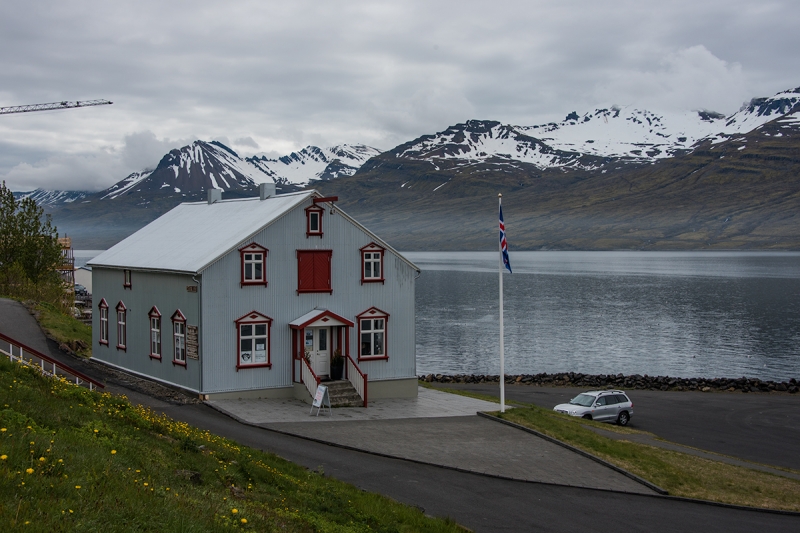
[499,205,512,273]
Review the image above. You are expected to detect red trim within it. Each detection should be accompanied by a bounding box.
[115,301,127,351]
[356,307,389,361]
[235,311,273,369]
[360,242,385,284]
[98,298,109,345]
[313,196,338,204]
[289,309,354,330]
[148,306,162,360]
[171,309,187,366]
[238,243,268,287]
[123,269,131,289]
[305,205,324,237]
[296,250,333,294]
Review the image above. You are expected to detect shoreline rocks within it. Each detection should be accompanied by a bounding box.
[418,372,799,394]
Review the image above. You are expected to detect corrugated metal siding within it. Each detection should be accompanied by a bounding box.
[200,198,416,394]
[91,267,201,392]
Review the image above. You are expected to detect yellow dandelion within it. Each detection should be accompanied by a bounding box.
[241,518,247,524]
[143,482,148,487]
[39,457,46,462]
[75,485,81,489]
[26,468,34,474]
[58,459,63,463]
[93,429,98,433]
[231,508,238,514]
[0,455,6,460]
[1,428,6,432]
[111,450,116,455]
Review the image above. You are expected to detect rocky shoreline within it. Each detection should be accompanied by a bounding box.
[419,372,800,394]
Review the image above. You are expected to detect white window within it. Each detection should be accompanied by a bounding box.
[174,321,186,363]
[360,243,385,284]
[123,269,131,288]
[116,302,127,350]
[99,299,109,345]
[305,205,324,237]
[238,243,268,286]
[149,306,161,359]
[364,252,381,279]
[235,311,272,368]
[360,318,385,357]
[244,253,264,282]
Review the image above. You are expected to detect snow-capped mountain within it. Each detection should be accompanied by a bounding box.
[390,86,800,170]
[98,141,381,200]
[247,144,381,184]
[13,189,88,206]
[100,141,268,200]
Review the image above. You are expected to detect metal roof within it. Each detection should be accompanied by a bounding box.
[88,191,313,273]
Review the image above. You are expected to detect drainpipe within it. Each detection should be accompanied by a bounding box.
[192,273,204,399]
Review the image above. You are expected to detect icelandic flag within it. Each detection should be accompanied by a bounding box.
[499,205,512,273]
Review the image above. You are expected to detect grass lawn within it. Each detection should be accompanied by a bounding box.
[33,302,92,358]
[0,358,465,531]
[422,383,800,512]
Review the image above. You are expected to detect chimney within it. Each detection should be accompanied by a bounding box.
[259,182,276,200]
[207,188,222,204]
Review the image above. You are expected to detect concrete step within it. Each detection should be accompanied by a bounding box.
[324,380,364,407]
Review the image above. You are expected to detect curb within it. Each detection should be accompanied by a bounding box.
[478,411,800,517]
[476,411,667,494]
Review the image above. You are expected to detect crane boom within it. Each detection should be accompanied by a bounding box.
[0,99,113,115]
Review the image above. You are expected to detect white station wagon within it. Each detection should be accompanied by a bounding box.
[554,390,633,426]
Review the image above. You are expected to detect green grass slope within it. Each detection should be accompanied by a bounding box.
[0,358,463,532]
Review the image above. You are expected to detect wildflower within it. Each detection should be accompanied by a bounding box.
[111,450,116,455]
[75,485,81,489]
[93,429,98,433]
[0,455,6,460]
[143,483,148,487]
[1,428,5,432]
[26,468,34,474]
[232,509,238,514]
[58,459,63,463]
[241,518,247,524]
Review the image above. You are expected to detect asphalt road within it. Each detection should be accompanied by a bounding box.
[2,298,799,532]
[433,382,800,471]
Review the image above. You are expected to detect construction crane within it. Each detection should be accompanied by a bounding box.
[0,99,113,115]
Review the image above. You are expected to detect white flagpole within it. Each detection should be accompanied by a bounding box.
[499,193,505,413]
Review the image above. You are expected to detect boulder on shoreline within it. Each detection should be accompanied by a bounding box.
[419,372,799,394]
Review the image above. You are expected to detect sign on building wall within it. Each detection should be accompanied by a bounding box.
[186,325,199,360]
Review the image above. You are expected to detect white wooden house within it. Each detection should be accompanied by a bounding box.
[88,185,420,404]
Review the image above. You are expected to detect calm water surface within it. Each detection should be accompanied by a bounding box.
[405,251,800,381]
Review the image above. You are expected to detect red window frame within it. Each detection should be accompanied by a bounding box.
[98,298,109,345]
[360,242,385,284]
[297,250,333,294]
[305,205,324,237]
[239,243,268,287]
[115,301,127,351]
[123,269,131,289]
[356,307,389,361]
[171,309,187,367]
[148,306,162,360]
[235,311,273,369]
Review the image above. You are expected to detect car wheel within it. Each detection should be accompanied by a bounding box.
[582,414,592,420]
[617,411,630,426]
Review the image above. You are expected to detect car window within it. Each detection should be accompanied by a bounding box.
[595,396,607,406]
[615,394,629,404]
[606,395,620,405]
[569,394,596,407]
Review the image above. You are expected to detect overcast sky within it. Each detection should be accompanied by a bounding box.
[1,0,799,192]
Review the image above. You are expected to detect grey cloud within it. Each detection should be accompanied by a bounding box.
[1,0,799,190]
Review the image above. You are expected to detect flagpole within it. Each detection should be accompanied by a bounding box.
[498,193,505,413]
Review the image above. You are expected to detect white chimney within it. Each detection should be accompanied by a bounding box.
[259,182,276,200]
[207,188,222,204]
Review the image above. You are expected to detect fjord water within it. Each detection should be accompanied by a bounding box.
[406,252,800,382]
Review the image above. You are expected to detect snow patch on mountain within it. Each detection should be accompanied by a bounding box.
[247,144,380,185]
[13,189,89,206]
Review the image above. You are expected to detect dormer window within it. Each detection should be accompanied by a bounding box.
[123,269,131,289]
[360,242,385,284]
[239,243,268,286]
[305,205,324,237]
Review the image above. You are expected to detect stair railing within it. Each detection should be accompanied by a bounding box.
[0,331,104,391]
[345,354,368,407]
[300,355,321,400]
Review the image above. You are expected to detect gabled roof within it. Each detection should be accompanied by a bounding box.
[89,191,314,274]
[88,190,420,275]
